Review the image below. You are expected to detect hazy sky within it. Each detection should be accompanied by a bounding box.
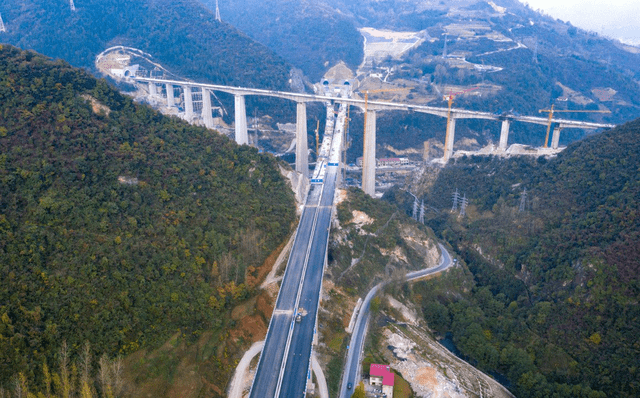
[522,0,640,45]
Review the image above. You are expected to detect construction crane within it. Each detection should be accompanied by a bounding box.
[539,105,611,147]
[443,87,478,158]
[314,120,320,155]
[361,87,409,127]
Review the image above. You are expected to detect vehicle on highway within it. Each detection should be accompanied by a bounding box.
[347,382,352,390]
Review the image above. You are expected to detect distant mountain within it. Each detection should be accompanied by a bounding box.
[0,0,290,89]
[200,0,364,82]
[0,45,295,393]
[386,116,640,397]
[210,0,640,152]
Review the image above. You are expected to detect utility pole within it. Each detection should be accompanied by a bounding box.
[0,13,6,33]
[519,188,527,212]
[215,0,221,22]
[451,189,460,212]
[442,33,448,58]
[70,0,76,12]
[419,200,425,224]
[460,194,468,217]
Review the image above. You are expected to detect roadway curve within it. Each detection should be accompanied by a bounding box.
[338,243,454,398]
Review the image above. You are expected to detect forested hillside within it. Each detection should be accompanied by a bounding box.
[0,45,296,390]
[386,119,640,397]
[201,0,364,82]
[0,0,290,88]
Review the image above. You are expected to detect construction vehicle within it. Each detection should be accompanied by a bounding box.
[539,105,611,147]
[295,307,307,323]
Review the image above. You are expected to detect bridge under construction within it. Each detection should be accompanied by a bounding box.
[134,77,615,196]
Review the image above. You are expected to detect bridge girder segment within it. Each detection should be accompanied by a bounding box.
[134,78,615,159]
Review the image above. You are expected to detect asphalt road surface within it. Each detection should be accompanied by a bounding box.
[249,103,344,398]
[249,183,323,398]
[338,243,454,398]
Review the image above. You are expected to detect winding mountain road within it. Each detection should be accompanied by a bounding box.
[338,243,454,398]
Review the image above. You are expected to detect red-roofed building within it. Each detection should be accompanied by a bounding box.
[370,364,394,398]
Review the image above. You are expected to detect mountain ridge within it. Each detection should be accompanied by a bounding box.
[0,44,296,394]
[384,115,640,397]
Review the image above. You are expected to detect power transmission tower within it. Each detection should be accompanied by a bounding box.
[0,13,6,33]
[519,188,527,212]
[70,0,76,11]
[451,189,460,212]
[419,200,425,224]
[215,0,221,22]
[532,37,538,63]
[460,194,468,217]
[412,197,419,221]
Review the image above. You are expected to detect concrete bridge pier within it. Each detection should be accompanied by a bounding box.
[202,89,214,129]
[149,82,157,97]
[166,84,175,107]
[234,95,248,145]
[443,117,457,162]
[551,127,562,149]
[183,86,194,119]
[296,102,309,175]
[362,110,376,197]
[499,120,510,150]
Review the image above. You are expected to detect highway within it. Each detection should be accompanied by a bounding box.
[249,104,346,398]
[338,243,454,398]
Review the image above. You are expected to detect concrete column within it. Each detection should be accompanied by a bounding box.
[551,127,561,149]
[499,120,510,150]
[295,102,309,175]
[234,94,248,145]
[202,89,214,128]
[443,117,457,162]
[362,110,376,197]
[183,86,193,118]
[166,84,175,107]
[148,82,157,97]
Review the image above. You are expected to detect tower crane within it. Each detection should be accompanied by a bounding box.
[360,87,409,141]
[539,105,611,147]
[314,120,320,155]
[443,87,478,158]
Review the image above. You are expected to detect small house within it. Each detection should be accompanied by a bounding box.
[370,364,394,398]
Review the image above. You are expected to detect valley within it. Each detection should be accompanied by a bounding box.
[1,1,639,398]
